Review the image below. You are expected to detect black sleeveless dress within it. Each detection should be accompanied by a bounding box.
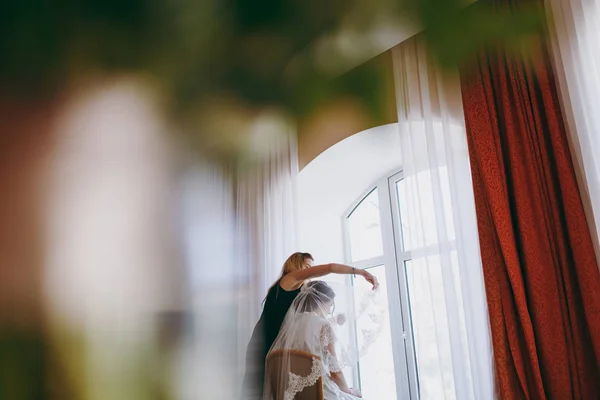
[241,280,301,400]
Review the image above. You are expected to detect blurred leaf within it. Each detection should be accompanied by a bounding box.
[404,0,545,67]
[0,0,544,156]
[0,329,46,400]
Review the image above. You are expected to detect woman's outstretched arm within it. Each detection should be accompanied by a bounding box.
[280,263,379,291]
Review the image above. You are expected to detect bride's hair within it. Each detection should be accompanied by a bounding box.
[298,281,335,313]
[264,252,314,302]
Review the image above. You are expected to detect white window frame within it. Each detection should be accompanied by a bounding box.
[342,170,419,400]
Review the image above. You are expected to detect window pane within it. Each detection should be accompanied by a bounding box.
[439,167,456,242]
[347,189,383,261]
[450,251,474,396]
[395,169,455,251]
[353,265,396,399]
[405,252,471,400]
[395,179,412,251]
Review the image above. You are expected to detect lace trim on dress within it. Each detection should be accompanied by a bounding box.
[284,357,322,400]
[320,323,333,348]
[320,324,340,373]
[320,323,353,373]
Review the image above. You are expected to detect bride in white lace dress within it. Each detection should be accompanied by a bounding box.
[264,281,384,400]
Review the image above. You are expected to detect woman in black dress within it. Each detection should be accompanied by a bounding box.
[241,252,378,400]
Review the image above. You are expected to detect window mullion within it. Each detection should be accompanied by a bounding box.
[388,174,420,400]
[380,178,413,400]
[350,256,385,270]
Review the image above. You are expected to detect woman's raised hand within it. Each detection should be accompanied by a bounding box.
[359,269,379,290]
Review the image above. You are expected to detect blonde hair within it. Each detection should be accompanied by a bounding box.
[264,252,314,301]
[281,252,313,275]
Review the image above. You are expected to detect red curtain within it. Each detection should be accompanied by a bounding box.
[460,18,600,400]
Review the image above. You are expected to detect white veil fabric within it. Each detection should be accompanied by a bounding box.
[263,280,385,400]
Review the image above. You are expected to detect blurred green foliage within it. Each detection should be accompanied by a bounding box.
[0,329,46,400]
[412,0,544,67]
[0,0,543,119]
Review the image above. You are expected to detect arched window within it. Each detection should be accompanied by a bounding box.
[344,171,414,400]
[344,169,464,399]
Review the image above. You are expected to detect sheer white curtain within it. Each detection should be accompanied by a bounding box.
[391,39,495,399]
[546,0,600,262]
[178,158,240,399]
[234,125,300,390]
[235,126,299,321]
[177,125,299,398]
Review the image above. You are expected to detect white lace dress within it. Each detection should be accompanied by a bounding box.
[284,313,363,400]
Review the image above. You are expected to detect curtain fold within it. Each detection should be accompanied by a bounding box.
[178,158,239,399]
[233,126,300,395]
[392,37,495,400]
[545,0,600,264]
[178,127,299,398]
[235,128,299,321]
[459,4,600,397]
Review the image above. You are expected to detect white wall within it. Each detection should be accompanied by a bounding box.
[297,123,402,266]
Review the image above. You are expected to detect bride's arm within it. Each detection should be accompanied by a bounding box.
[330,371,352,394]
[280,263,378,290]
[326,341,355,396]
[319,324,361,397]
